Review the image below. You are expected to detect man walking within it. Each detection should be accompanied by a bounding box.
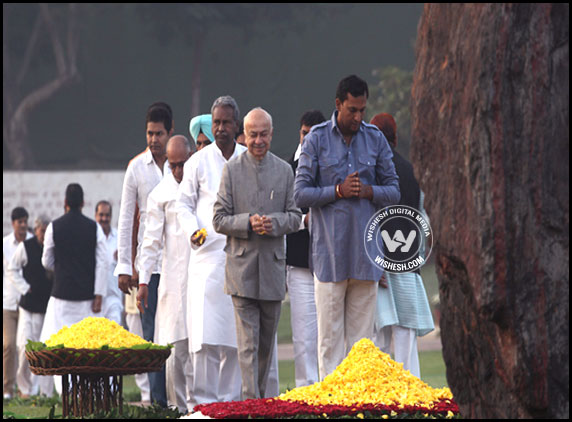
[177,96,245,404]
[3,207,32,399]
[139,135,196,412]
[213,107,302,399]
[40,183,108,392]
[6,215,52,398]
[115,102,173,407]
[286,110,326,387]
[294,75,400,380]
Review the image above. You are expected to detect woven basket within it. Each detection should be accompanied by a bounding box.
[25,347,171,376]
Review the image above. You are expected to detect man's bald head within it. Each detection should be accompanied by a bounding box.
[243,107,273,161]
[167,135,195,155]
[167,135,194,183]
[244,107,273,131]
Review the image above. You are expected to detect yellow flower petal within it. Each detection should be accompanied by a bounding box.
[44,317,154,349]
[278,338,454,410]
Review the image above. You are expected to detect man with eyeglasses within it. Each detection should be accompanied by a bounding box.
[139,135,196,413]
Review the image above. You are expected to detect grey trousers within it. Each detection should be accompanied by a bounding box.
[231,296,281,400]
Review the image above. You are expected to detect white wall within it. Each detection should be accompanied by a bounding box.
[3,171,125,237]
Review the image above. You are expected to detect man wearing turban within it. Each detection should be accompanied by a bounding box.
[189,114,215,151]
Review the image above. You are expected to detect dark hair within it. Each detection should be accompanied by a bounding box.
[336,75,369,102]
[300,110,326,128]
[146,102,173,133]
[65,183,84,210]
[95,200,112,215]
[11,207,29,221]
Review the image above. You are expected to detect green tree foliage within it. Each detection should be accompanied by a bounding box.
[367,66,413,159]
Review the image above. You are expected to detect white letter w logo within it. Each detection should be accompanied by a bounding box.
[381,230,416,253]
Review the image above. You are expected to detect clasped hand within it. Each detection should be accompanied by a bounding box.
[338,171,373,200]
[250,214,272,235]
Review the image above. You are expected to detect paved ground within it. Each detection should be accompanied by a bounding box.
[277,329,442,361]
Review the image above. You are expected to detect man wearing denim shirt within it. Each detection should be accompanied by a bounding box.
[294,74,400,380]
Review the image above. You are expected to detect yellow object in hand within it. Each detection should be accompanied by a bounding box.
[197,228,207,245]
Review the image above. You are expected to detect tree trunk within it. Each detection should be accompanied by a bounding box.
[411,3,569,418]
[3,3,80,169]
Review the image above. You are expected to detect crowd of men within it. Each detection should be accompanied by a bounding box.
[3,74,435,412]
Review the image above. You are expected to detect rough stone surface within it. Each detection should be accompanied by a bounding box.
[410,4,569,419]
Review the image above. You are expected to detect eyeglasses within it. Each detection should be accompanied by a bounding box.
[169,162,185,170]
[196,140,211,148]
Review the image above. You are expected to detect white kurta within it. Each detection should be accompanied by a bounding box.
[101,228,124,324]
[115,148,170,277]
[176,142,246,353]
[139,173,190,345]
[3,232,34,311]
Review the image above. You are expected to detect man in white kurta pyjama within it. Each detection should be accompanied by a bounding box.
[139,136,195,413]
[176,131,246,404]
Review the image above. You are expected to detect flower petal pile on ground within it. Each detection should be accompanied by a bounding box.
[45,316,151,349]
[193,338,459,418]
[279,338,452,408]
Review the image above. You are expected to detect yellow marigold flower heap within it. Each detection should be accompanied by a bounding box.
[278,338,453,409]
[45,317,150,349]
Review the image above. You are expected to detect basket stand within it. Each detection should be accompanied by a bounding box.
[26,347,171,417]
[61,373,123,418]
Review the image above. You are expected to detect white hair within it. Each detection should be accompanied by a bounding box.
[34,215,51,230]
[211,96,240,122]
[244,107,273,129]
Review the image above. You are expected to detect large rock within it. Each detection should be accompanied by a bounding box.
[410,4,569,418]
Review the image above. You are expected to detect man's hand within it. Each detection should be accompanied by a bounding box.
[358,184,374,201]
[379,273,388,289]
[136,284,148,314]
[250,214,269,235]
[304,213,309,228]
[191,228,207,247]
[131,270,139,287]
[118,274,132,294]
[92,295,103,313]
[339,171,361,198]
[260,215,273,235]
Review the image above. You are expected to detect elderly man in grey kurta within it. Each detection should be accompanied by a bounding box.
[213,107,302,399]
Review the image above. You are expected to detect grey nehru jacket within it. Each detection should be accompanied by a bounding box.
[213,151,302,301]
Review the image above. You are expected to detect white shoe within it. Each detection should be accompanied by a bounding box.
[3,393,13,400]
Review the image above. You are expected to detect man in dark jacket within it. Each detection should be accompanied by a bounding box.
[285,110,325,387]
[7,215,54,397]
[40,183,107,349]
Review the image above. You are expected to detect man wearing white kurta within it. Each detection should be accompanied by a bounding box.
[6,216,53,397]
[40,183,108,395]
[116,103,174,406]
[3,207,32,399]
[177,97,245,404]
[139,136,195,413]
[94,201,124,325]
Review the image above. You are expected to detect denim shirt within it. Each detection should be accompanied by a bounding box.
[294,111,400,282]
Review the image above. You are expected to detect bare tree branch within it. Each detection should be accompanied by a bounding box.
[13,73,74,126]
[17,11,43,86]
[67,3,79,75]
[40,3,67,76]
[4,3,81,169]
